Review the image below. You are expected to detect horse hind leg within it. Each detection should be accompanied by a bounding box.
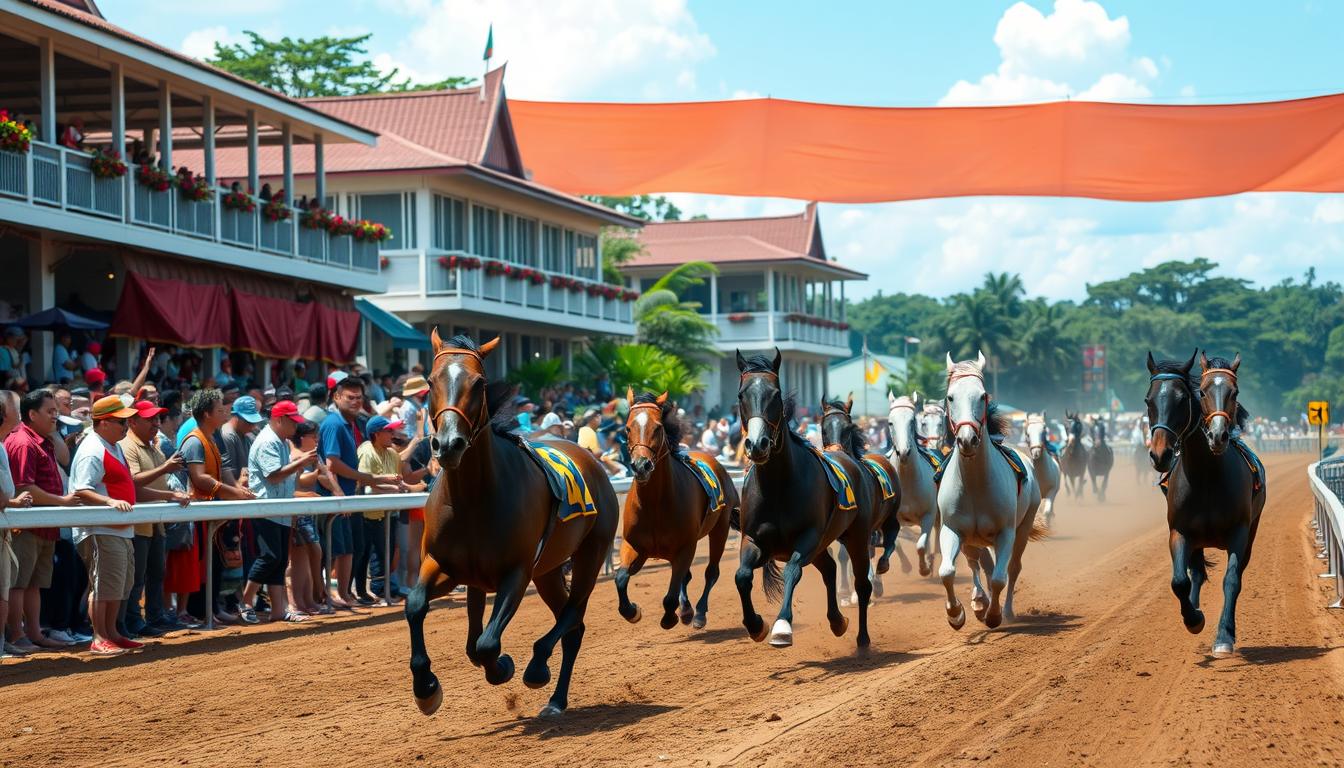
[1213,527,1252,657]
[836,543,854,607]
[613,541,647,624]
[984,526,1016,630]
[1003,512,1036,622]
[693,513,730,629]
[528,527,608,716]
[406,556,456,716]
[812,548,849,638]
[843,530,874,647]
[678,571,695,625]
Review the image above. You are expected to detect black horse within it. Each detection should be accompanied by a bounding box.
[734,349,878,648]
[1060,412,1090,499]
[1145,350,1266,657]
[1088,418,1115,502]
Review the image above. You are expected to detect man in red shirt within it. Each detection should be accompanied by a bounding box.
[4,390,78,651]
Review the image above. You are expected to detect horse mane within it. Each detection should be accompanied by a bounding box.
[946,361,1010,438]
[632,391,684,448]
[1203,355,1251,429]
[889,394,917,411]
[739,352,778,375]
[1151,357,1200,389]
[782,393,811,447]
[442,334,517,435]
[821,397,867,458]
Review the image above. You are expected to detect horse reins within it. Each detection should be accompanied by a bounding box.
[626,402,671,466]
[946,369,989,436]
[429,347,491,443]
[1200,367,1238,428]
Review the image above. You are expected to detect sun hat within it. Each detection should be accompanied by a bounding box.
[132,400,167,419]
[401,375,430,396]
[4,325,22,338]
[270,400,305,423]
[92,395,137,421]
[230,395,264,424]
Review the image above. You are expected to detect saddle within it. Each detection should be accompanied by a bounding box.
[807,446,859,511]
[674,450,727,517]
[861,457,898,501]
[1158,438,1264,497]
[518,440,598,521]
[917,445,945,474]
[932,441,1027,493]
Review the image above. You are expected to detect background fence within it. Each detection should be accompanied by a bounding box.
[1309,457,1344,610]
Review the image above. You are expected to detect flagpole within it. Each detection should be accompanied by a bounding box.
[863,335,869,418]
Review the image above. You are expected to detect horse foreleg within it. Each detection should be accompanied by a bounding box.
[985,526,1015,629]
[812,549,849,638]
[836,542,853,606]
[661,547,696,630]
[917,506,937,577]
[964,545,990,622]
[614,541,647,624]
[878,515,899,576]
[694,514,729,629]
[770,534,819,648]
[475,568,529,686]
[843,531,874,647]
[465,587,485,666]
[938,523,966,630]
[1213,526,1252,657]
[1004,513,1035,622]
[1169,530,1204,633]
[735,538,768,642]
[1188,548,1207,616]
[406,556,455,716]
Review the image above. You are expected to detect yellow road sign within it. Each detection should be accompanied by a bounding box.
[1308,401,1329,425]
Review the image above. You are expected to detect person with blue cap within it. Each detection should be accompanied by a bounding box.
[356,415,406,603]
[219,395,264,489]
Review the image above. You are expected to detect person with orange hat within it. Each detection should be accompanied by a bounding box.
[71,396,188,654]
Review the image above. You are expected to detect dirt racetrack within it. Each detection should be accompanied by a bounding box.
[5,453,1344,767]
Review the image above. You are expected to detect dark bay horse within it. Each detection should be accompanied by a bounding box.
[615,390,737,630]
[405,332,619,718]
[820,394,902,599]
[1060,412,1090,499]
[1146,350,1266,657]
[1088,417,1115,502]
[735,349,878,648]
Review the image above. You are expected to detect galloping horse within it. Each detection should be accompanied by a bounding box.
[734,349,877,648]
[615,390,737,630]
[1146,350,1266,656]
[1024,413,1061,527]
[405,332,619,718]
[1088,417,1115,502]
[887,390,941,576]
[1060,412,1090,499]
[919,401,953,456]
[937,352,1043,630]
[820,394,902,600]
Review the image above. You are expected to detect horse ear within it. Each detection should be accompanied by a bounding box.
[771,347,782,372]
[845,392,854,413]
[626,386,634,404]
[1181,348,1198,375]
[735,349,747,372]
[945,352,955,372]
[913,390,923,410]
[430,326,443,354]
[656,391,669,405]
[1146,350,1158,375]
[1231,352,1241,372]
[1200,350,1210,372]
[479,336,501,358]
[975,350,987,370]
[887,389,897,407]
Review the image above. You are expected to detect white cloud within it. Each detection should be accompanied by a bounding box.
[940,0,1158,105]
[730,89,763,100]
[180,26,247,60]
[374,0,715,100]
[1313,198,1344,223]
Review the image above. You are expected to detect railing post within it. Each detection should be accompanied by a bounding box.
[384,512,392,604]
[204,520,219,630]
[57,147,66,210]
[324,515,335,609]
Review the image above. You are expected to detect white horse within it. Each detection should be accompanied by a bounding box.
[1024,413,1061,527]
[937,352,1043,630]
[886,390,940,576]
[918,402,949,455]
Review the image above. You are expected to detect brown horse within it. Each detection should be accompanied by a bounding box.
[405,332,618,718]
[615,390,738,630]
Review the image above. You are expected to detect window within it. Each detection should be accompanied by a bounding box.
[517,217,537,267]
[542,224,563,272]
[471,204,499,259]
[575,233,597,277]
[356,193,415,249]
[502,213,517,262]
[432,194,467,250]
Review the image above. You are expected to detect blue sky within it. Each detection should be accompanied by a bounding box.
[99,0,1344,301]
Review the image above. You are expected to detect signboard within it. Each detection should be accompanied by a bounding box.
[1081,344,1106,395]
[1309,401,1330,426]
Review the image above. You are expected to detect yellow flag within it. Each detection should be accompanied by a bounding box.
[865,358,887,385]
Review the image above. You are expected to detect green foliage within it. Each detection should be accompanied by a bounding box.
[583,195,683,222]
[635,261,721,376]
[577,341,700,399]
[846,263,1344,418]
[207,31,473,97]
[888,354,947,400]
[600,228,643,284]
[506,357,564,399]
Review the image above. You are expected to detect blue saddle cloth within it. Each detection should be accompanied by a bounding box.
[675,451,727,516]
[932,442,1026,490]
[1159,438,1264,496]
[808,446,859,511]
[520,441,598,521]
[861,458,897,501]
[917,446,945,474]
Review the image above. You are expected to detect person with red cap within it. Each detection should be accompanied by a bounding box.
[120,400,187,636]
[84,368,107,399]
[240,400,313,623]
[80,341,101,374]
[71,396,188,655]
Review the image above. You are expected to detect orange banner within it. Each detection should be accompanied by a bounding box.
[510,95,1344,203]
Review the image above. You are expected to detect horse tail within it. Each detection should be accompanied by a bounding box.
[729,506,741,532]
[761,559,784,603]
[1193,551,1216,576]
[1028,518,1051,542]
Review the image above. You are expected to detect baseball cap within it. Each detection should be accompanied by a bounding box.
[540,412,562,429]
[4,325,23,338]
[132,400,167,418]
[270,400,305,423]
[401,375,430,396]
[365,415,405,435]
[86,341,101,354]
[327,370,349,389]
[85,368,107,385]
[231,395,265,424]
[92,395,137,420]
[57,414,84,435]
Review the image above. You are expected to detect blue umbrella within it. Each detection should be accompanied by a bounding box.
[15,307,109,332]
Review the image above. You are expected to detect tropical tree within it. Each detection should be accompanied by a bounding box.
[600,228,643,284]
[582,195,684,222]
[888,354,948,400]
[633,261,720,377]
[576,340,701,399]
[946,290,1018,393]
[506,357,564,399]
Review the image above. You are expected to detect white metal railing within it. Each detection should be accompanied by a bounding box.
[425,256,636,326]
[1310,458,1344,609]
[713,312,848,348]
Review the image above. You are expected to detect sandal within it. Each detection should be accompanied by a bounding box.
[281,612,309,623]
[314,604,335,615]
[238,607,260,625]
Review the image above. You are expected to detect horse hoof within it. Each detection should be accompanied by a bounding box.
[623,604,642,624]
[679,605,694,626]
[856,632,870,648]
[948,604,966,631]
[692,614,707,630]
[768,619,794,647]
[485,654,515,685]
[876,558,890,575]
[523,659,551,689]
[918,561,931,578]
[985,611,1003,630]
[1185,612,1205,634]
[749,615,769,643]
[660,612,679,630]
[900,559,913,575]
[538,703,565,718]
[830,615,850,637]
[839,597,852,608]
[1211,642,1235,658]
[873,578,885,598]
[415,686,442,716]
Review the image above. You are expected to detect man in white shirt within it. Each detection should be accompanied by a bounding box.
[51,333,77,384]
[241,401,312,623]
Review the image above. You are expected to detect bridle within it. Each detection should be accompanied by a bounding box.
[626,402,670,467]
[738,370,783,449]
[821,404,849,453]
[1200,367,1238,429]
[1025,415,1046,448]
[430,347,491,444]
[888,401,918,450]
[946,369,989,437]
[1148,372,1197,447]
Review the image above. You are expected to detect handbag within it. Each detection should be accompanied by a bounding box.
[164,521,194,551]
[214,522,244,569]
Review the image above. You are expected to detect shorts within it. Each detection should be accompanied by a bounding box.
[0,532,17,595]
[247,519,290,585]
[293,516,321,545]
[12,532,56,590]
[77,534,134,601]
[327,515,354,557]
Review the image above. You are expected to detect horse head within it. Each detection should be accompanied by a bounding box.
[887,390,922,462]
[1145,349,1199,472]
[945,351,989,457]
[427,328,500,469]
[626,389,672,484]
[820,393,859,456]
[736,348,784,464]
[1199,351,1241,456]
[1025,412,1048,460]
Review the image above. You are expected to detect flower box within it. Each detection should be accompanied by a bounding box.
[135,164,171,192]
[89,148,127,179]
[262,197,291,222]
[222,190,256,213]
[0,111,32,154]
[353,220,392,243]
[439,254,481,270]
[726,312,752,323]
[176,171,212,202]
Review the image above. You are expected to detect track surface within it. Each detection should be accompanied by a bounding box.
[4,454,1344,767]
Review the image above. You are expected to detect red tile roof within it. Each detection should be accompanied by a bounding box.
[640,203,818,254]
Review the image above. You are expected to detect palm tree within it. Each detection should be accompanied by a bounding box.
[634,261,720,377]
[506,357,564,399]
[889,354,947,399]
[1014,299,1074,396]
[947,291,1018,394]
[983,272,1026,314]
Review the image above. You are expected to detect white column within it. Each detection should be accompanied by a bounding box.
[281,122,294,203]
[765,268,775,342]
[564,339,573,374]
[202,95,216,186]
[840,281,846,321]
[110,63,125,156]
[246,110,259,193]
[158,81,172,170]
[260,358,272,389]
[314,132,325,204]
[38,38,55,143]
[115,340,136,384]
[203,348,220,382]
[709,273,718,316]
[27,236,57,382]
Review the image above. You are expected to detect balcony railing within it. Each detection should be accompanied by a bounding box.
[416,251,634,325]
[0,141,379,274]
[715,312,849,349]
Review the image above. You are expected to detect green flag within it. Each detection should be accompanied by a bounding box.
[483,25,493,61]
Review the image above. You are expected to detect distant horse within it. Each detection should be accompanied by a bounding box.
[1146,350,1266,656]
[1060,412,1090,499]
[1024,412,1061,527]
[615,390,737,630]
[820,394,902,602]
[405,332,619,718]
[937,352,1043,630]
[1132,421,1150,485]
[1088,418,1115,502]
[887,390,941,576]
[919,402,953,457]
[734,349,878,648]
